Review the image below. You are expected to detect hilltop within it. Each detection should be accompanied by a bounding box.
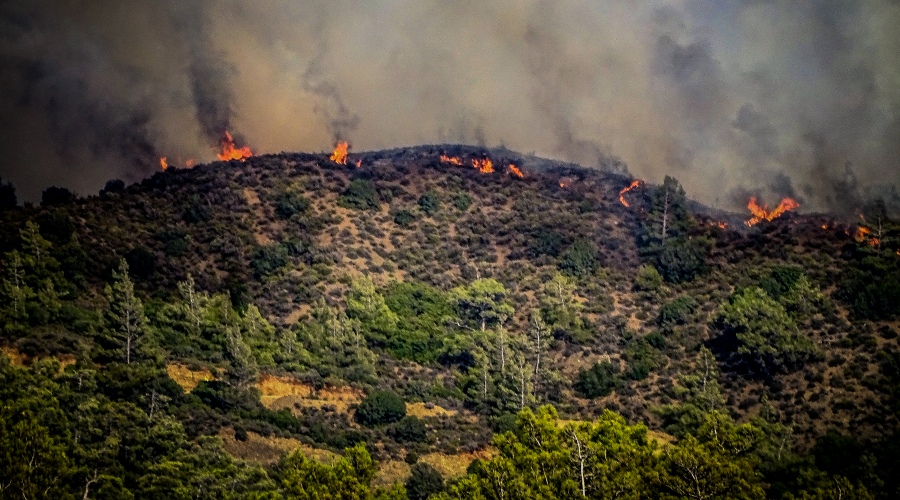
[1,145,899,498]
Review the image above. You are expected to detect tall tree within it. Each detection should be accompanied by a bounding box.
[105,259,148,364]
[644,176,690,247]
[450,278,514,332]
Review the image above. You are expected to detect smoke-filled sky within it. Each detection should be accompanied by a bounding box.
[0,0,898,213]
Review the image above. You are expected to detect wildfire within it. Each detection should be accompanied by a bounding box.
[508,163,525,178]
[440,154,463,166]
[472,158,494,174]
[355,159,362,168]
[619,180,642,207]
[718,222,728,229]
[330,141,349,164]
[745,197,800,226]
[559,177,574,188]
[160,157,168,171]
[217,131,252,161]
[855,226,879,247]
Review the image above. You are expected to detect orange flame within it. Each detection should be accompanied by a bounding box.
[619,180,642,207]
[355,159,362,168]
[472,158,494,174]
[217,131,252,161]
[185,158,197,168]
[330,141,349,164]
[440,154,463,166]
[745,197,800,226]
[559,177,574,188]
[718,221,728,229]
[855,226,879,247]
[159,157,168,171]
[508,163,524,178]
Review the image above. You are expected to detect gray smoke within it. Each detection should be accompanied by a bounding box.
[0,0,897,215]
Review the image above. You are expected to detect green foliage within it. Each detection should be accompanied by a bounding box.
[574,361,620,398]
[642,176,691,247]
[125,246,156,279]
[383,281,453,363]
[338,179,380,211]
[634,264,663,291]
[279,443,405,500]
[453,193,472,211]
[759,265,804,300]
[559,238,599,277]
[406,462,444,500]
[418,189,441,216]
[393,209,415,226]
[539,273,587,342]
[718,287,819,375]
[104,259,152,365]
[389,416,427,444]
[346,275,399,346]
[355,390,406,426]
[450,278,514,332]
[837,255,900,321]
[657,296,698,329]
[275,190,312,219]
[654,237,710,283]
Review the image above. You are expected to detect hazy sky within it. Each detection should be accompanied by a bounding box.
[0,0,898,213]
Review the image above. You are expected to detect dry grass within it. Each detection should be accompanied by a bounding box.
[257,373,363,414]
[1,346,75,371]
[166,363,215,392]
[421,449,496,478]
[406,402,458,418]
[375,460,412,486]
[219,428,339,465]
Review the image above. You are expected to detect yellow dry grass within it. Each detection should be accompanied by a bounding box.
[166,363,214,393]
[2,346,27,366]
[219,428,339,465]
[1,346,75,372]
[375,460,411,486]
[406,402,458,418]
[257,373,363,414]
[421,449,496,478]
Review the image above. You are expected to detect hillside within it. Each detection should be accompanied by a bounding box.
[1,145,899,499]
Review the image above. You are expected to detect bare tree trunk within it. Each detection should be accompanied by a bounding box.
[662,189,670,244]
[571,430,588,497]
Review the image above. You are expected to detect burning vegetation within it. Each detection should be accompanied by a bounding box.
[217,131,253,162]
[558,177,574,188]
[471,158,494,174]
[440,154,463,166]
[745,197,800,226]
[508,163,525,178]
[159,157,169,171]
[619,180,643,207]
[330,141,350,165]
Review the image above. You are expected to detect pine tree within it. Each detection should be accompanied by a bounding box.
[104,259,147,364]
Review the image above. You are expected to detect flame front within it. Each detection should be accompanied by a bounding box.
[217,131,252,161]
[745,197,800,226]
[508,163,524,178]
[159,157,168,171]
[619,180,642,207]
[440,155,463,166]
[855,226,879,247]
[330,141,349,164]
[559,177,573,188]
[472,158,494,174]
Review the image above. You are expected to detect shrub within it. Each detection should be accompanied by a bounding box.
[453,193,472,211]
[338,179,380,210]
[389,415,427,443]
[406,463,444,500]
[275,191,311,219]
[654,237,709,283]
[37,210,75,245]
[657,296,698,328]
[559,239,599,277]
[41,186,75,206]
[574,361,620,398]
[393,210,416,227]
[418,189,441,216]
[355,390,406,426]
[634,265,663,291]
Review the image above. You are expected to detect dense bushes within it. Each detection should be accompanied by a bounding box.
[338,179,380,210]
[355,390,406,426]
[574,361,620,398]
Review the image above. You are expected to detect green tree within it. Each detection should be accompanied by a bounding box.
[418,189,441,216]
[559,239,600,277]
[539,274,586,342]
[718,287,819,375]
[406,462,444,500]
[656,434,764,500]
[355,390,406,426]
[643,176,691,247]
[105,259,149,365]
[574,361,620,399]
[450,278,515,332]
[635,264,663,292]
[347,275,399,345]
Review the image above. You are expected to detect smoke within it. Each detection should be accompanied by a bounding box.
[0,0,897,214]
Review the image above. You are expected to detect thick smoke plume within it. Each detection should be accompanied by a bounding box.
[0,0,897,214]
